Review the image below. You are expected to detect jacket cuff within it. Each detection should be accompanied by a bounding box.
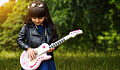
[22,44,29,50]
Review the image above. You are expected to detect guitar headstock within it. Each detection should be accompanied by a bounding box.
[69,29,83,38]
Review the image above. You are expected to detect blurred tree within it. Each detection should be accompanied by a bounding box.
[9,0,15,2]
[96,0,120,52]
[0,2,16,51]
[45,0,120,52]
[0,2,15,24]
[0,0,31,51]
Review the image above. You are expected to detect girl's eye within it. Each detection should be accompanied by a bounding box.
[38,17,42,19]
[32,17,43,19]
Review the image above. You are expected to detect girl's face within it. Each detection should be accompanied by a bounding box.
[31,17,45,25]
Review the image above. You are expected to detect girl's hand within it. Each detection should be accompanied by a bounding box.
[48,48,55,53]
[27,47,37,60]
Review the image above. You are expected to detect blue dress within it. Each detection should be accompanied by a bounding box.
[21,25,56,70]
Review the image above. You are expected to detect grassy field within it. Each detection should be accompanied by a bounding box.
[0,50,120,70]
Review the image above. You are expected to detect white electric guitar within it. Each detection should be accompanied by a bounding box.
[20,29,83,70]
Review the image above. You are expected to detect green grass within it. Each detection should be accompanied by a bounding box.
[54,51,120,70]
[0,50,120,70]
[0,50,21,70]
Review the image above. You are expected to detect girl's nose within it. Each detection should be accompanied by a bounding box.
[36,18,39,22]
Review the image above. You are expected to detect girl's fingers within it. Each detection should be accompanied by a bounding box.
[27,49,37,60]
[28,53,32,59]
[48,49,51,52]
[52,48,55,51]
[33,50,37,54]
[28,54,29,59]
[50,43,54,51]
[48,48,55,52]
[31,52,36,59]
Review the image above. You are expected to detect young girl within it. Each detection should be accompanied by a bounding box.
[17,1,58,70]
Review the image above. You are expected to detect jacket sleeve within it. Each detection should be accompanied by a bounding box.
[17,24,29,50]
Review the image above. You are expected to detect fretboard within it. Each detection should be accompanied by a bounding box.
[49,34,71,48]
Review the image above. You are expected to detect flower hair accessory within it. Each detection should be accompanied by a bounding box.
[39,4,43,7]
[31,3,36,7]
[28,3,43,9]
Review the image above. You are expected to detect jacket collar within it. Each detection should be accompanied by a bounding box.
[26,21,55,43]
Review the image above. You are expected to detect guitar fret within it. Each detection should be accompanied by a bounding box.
[60,40,63,42]
[61,38,64,42]
[49,45,53,48]
[54,43,57,45]
[59,40,62,43]
[53,44,55,46]
[63,38,65,41]
[55,42,58,45]
[61,40,64,42]
[56,42,59,44]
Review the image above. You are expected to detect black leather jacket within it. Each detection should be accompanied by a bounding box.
[17,22,58,60]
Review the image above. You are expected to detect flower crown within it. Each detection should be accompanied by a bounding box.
[28,3,43,9]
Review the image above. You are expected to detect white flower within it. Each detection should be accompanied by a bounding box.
[39,4,43,8]
[28,6,30,9]
[31,3,36,7]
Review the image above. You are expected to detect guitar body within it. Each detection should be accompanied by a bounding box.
[20,43,52,70]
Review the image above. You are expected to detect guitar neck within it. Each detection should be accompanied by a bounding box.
[49,34,71,48]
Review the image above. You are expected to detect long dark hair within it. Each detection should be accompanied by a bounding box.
[24,1,58,42]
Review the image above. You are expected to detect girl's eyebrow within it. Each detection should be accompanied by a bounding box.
[32,17,42,18]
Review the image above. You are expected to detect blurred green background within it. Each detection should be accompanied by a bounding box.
[0,0,120,52]
[0,0,120,70]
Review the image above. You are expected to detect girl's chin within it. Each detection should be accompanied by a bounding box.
[35,23,43,25]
